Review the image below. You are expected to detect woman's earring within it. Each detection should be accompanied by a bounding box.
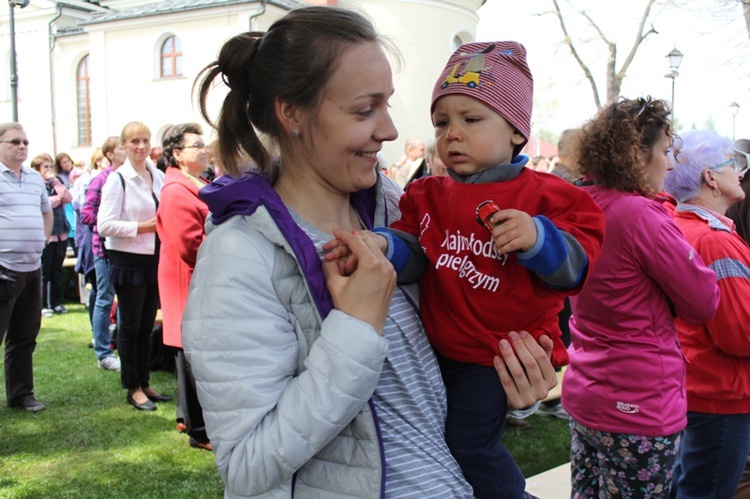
[713,187,722,198]
[292,129,300,138]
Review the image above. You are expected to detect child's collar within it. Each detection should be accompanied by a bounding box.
[447,154,529,184]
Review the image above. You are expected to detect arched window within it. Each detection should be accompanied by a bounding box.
[160,35,183,78]
[76,55,91,146]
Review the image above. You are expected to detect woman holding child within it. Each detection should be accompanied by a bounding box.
[182,7,558,497]
[562,98,720,497]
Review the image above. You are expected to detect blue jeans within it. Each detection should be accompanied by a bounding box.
[437,353,525,499]
[672,411,750,498]
[92,256,115,361]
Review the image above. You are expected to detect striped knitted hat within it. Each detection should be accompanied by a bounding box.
[431,41,533,155]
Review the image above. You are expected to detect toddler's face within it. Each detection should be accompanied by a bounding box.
[431,94,525,176]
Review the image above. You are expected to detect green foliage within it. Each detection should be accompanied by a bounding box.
[0,303,571,496]
[0,304,223,498]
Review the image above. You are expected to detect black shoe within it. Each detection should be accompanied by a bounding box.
[52,305,68,315]
[126,393,156,411]
[9,395,46,413]
[145,391,173,403]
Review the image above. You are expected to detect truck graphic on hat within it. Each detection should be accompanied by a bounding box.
[440,43,495,89]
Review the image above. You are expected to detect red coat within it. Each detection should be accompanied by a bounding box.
[156,168,208,348]
[673,205,750,415]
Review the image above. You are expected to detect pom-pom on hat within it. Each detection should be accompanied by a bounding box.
[431,41,533,155]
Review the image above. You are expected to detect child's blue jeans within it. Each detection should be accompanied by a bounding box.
[437,352,525,499]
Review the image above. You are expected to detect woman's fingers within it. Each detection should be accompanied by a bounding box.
[323,229,396,333]
[493,331,557,410]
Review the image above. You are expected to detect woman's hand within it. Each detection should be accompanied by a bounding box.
[323,230,388,277]
[490,209,538,255]
[136,217,157,234]
[493,331,558,410]
[322,228,396,334]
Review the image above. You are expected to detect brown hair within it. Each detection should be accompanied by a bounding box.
[55,152,73,174]
[30,153,54,172]
[196,6,387,176]
[576,97,675,194]
[90,147,105,172]
[101,136,120,162]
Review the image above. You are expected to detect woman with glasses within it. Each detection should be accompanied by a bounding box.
[156,123,210,450]
[562,98,720,497]
[662,129,750,498]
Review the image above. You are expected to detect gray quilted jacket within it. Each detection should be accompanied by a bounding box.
[183,172,402,498]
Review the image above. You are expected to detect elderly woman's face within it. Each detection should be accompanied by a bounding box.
[709,157,745,205]
[644,129,673,193]
[175,132,210,178]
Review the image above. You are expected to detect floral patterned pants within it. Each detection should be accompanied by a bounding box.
[570,419,681,498]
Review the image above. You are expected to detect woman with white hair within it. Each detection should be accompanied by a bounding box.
[663,128,750,498]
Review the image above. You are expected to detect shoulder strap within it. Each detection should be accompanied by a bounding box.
[115,171,125,191]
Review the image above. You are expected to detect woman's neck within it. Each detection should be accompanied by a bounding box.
[684,190,730,216]
[130,159,148,174]
[274,170,361,236]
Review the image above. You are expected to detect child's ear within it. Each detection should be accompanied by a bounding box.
[511,129,526,146]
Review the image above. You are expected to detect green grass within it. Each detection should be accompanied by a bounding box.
[506,413,572,478]
[0,302,570,497]
[0,303,222,498]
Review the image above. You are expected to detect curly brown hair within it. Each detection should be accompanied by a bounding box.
[576,97,675,195]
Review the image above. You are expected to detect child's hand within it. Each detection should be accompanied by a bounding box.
[324,230,387,276]
[322,228,396,334]
[489,209,538,255]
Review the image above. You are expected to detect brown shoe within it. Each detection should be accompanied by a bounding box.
[189,437,213,451]
[506,417,531,428]
[176,422,188,433]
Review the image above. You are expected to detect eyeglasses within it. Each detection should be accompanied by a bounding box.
[708,158,742,173]
[734,148,750,175]
[178,143,206,150]
[0,138,29,146]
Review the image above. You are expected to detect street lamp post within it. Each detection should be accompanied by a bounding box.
[8,0,30,123]
[664,47,684,121]
[730,101,741,142]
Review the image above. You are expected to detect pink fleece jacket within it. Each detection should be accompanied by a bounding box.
[562,186,719,437]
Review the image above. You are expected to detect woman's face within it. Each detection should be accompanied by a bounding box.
[296,42,398,195]
[40,160,56,181]
[175,133,210,178]
[110,143,127,167]
[709,158,745,205]
[643,129,673,193]
[59,155,73,172]
[124,133,151,166]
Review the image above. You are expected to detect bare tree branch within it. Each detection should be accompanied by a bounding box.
[552,0,603,109]
[580,9,619,103]
[580,10,612,45]
[615,0,658,93]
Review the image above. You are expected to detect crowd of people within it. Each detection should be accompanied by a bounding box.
[1,4,749,498]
